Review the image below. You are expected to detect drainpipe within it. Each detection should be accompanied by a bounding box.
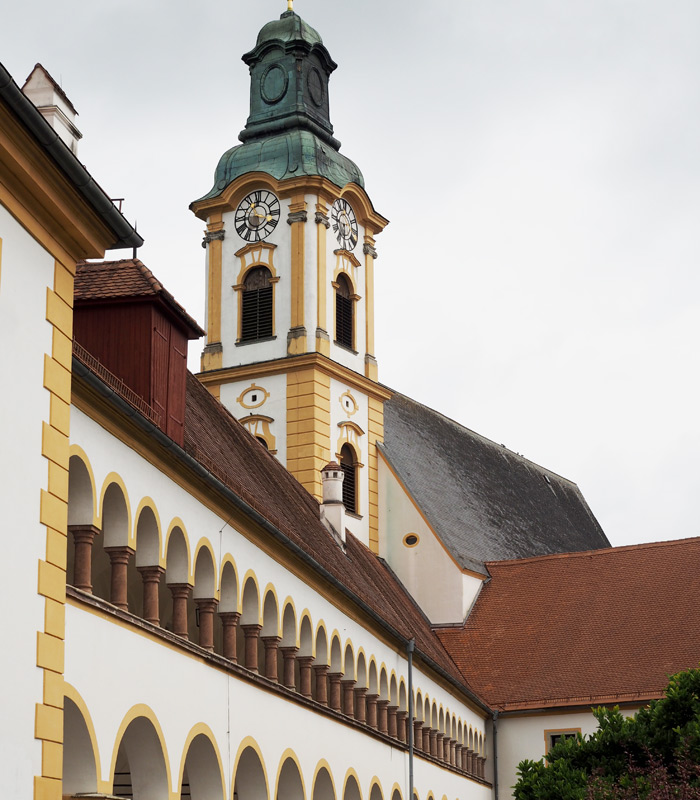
[492,710,499,800]
[407,638,415,800]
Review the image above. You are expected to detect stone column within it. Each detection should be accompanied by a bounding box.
[449,739,457,766]
[454,744,464,772]
[353,686,367,723]
[137,565,164,625]
[328,672,343,712]
[377,700,389,735]
[169,583,191,638]
[313,663,329,705]
[413,720,424,752]
[465,749,474,774]
[424,727,433,755]
[477,756,485,779]
[387,705,398,739]
[69,524,98,592]
[298,656,314,699]
[262,636,280,681]
[196,598,218,651]
[280,646,298,689]
[105,546,134,611]
[218,611,240,662]
[242,624,262,672]
[341,679,355,717]
[396,710,408,743]
[366,694,379,729]
[436,732,444,761]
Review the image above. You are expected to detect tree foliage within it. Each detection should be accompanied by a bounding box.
[513,667,700,800]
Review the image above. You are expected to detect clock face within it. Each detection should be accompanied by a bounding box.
[331,199,358,250]
[235,190,281,242]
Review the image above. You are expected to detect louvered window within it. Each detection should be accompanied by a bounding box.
[340,444,357,514]
[335,274,353,350]
[241,267,273,342]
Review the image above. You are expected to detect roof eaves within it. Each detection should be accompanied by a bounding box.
[0,62,142,251]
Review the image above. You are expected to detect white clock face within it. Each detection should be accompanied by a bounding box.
[331,198,358,251]
[235,190,281,242]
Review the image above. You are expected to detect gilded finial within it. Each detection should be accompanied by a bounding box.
[287,0,293,10]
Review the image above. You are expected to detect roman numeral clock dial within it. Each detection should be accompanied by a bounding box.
[235,190,281,242]
[331,198,358,250]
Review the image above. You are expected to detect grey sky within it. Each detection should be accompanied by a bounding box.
[3,1,699,547]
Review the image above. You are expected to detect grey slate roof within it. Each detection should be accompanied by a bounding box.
[381,392,611,574]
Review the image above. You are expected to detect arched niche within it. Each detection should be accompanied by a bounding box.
[234,746,268,800]
[181,732,224,800]
[63,697,98,795]
[113,716,169,800]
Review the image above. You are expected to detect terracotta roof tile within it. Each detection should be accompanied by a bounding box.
[182,373,471,690]
[436,539,700,710]
[75,259,204,337]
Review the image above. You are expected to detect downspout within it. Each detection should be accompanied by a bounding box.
[407,638,415,800]
[492,710,499,800]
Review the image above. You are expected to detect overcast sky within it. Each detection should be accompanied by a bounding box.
[3,0,699,548]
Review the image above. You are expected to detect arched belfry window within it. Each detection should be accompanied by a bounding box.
[241,267,273,341]
[335,273,354,350]
[340,443,357,514]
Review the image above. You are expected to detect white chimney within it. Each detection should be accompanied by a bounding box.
[22,64,82,155]
[319,462,346,546]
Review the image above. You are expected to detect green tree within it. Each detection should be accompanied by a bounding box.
[513,667,700,800]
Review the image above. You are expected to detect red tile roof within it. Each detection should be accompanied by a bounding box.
[436,539,700,711]
[75,259,204,338]
[181,372,474,693]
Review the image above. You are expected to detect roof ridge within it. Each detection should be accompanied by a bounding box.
[486,535,700,567]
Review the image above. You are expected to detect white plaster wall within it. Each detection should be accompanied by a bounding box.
[65,604,491,800]
[219,373,288,465]
[69,408,485,742]
[0,204,56,791]
[329,378,370,546]
[219,203,292,366]
[496,708,638,798]
[378,459,482,625]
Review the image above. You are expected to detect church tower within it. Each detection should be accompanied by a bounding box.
[191,5,389,551]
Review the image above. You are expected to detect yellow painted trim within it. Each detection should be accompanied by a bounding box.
[342,642,356,680]
[240,414,277,452]
[368,778,385,800]
[342,770,364,800]
[133,497,164,567]
[261,582,281,634]
[63,683,103,787]
[311,761,338,800]
[273,750,307,800]
[219,554,241,611]
[241,569,262,623]
[314,619,329,662]
[316,201,329,354]
[280,596,298,634]
[234,241,279,284]
[193,536,219,594]
[108,704,173,795]
[68,446,99,526]
[97,472,133,548]
[288,194,307,352]
[543,727,581,754]
[390,782,404,800]
[178,723,226,800]
[206,214,224,352]
[164,517,193,582]
[237,382,271,409]
[231,738,269,799]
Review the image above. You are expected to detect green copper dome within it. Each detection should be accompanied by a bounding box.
[254,10,323,48]
[195,10,364,203]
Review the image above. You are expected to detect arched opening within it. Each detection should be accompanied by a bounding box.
[134,506,161,624]
[335,273,354,350]
[241,577,261,672]
[181,733,224,800]
[98,483,131,608]
[312,767,334,800]
[276,758,304,800]
[113,716,169,800]
[162,527,192,639]
[217,561,239,658]
[241,267,273,342]
[63,697,98,795]
[343,775,361,800]
[193,547,217,649]
[234,746,268,800]
[279,603,297,689]
[369,784,383,800]
[67,456,97,593]
[339,444,357,514]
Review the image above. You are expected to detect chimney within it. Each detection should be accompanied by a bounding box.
[319,462,346,546]
[22,64,82,154]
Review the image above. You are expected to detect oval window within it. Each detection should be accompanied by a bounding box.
[403,533,420,548]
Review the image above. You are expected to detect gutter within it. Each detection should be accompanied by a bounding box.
[73,357,492,716]
[0,63,143,251]
[492,710,499,800]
